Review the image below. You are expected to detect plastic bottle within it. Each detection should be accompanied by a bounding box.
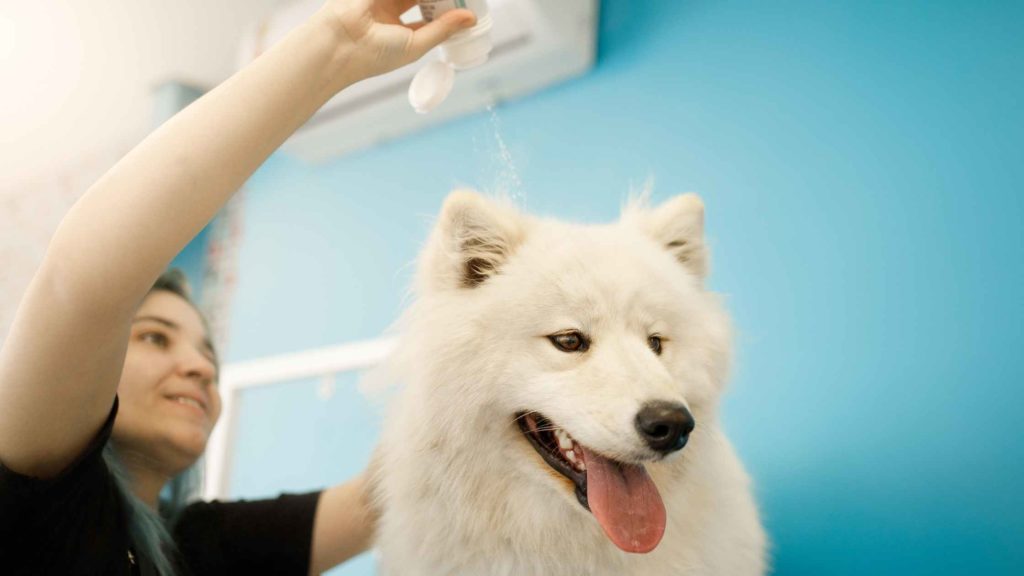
[408,0,493,114]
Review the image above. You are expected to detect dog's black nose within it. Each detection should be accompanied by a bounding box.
[635,402,695,454]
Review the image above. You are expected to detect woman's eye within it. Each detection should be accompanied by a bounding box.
[548,331,589,353]
[648,335,663,355]
[141,332,169,347]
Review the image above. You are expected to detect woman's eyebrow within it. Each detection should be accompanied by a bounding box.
[132,315,178,329]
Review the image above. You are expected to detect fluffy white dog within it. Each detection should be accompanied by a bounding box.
[373,191,766,575]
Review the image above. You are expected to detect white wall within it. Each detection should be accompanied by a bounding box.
[0,0,286,339]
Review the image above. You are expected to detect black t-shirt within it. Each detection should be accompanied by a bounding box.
[0,398,321,575]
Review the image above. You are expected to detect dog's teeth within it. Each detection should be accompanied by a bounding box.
[557,432,573,451]
[573,444,586,471]
[531,422,586,473]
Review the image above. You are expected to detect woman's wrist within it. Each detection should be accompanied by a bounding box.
[300,7,363,100]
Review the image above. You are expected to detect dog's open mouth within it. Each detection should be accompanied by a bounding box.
[516,412,589,507]
[516,411,667,554]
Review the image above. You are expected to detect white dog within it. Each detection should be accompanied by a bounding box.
[373,191,767,575]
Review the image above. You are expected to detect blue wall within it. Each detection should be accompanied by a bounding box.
[218,1,1024,574]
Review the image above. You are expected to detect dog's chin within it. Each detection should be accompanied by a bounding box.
[515,411,591,510]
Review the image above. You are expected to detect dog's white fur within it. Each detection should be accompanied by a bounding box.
[373,192,767,575]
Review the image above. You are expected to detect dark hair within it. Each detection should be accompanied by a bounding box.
[104,446,179,575]
[103,268,213,574]
[151,268,194,301]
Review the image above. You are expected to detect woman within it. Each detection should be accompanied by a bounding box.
[0,1,476,574]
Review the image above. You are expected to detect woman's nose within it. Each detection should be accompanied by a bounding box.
[179,347,216,384]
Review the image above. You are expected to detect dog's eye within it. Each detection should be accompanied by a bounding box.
[549,331,589,353]
[648,335,663,355]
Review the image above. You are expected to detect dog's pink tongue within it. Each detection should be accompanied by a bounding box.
[581,446,666,554]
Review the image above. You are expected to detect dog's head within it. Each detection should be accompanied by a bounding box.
[401,191,731,554]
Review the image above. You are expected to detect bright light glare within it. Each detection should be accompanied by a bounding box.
[0,14,15,62]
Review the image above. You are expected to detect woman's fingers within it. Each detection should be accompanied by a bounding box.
[406,9,476,59]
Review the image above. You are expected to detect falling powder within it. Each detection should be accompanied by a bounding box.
[485,103,525,205]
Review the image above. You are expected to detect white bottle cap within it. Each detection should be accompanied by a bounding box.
[407,14,493,113]
[440,14,494,70]
[408,59,455,114]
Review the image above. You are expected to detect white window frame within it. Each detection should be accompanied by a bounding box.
[203,337,396,500]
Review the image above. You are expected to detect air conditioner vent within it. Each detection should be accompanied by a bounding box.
[237,0,599,162]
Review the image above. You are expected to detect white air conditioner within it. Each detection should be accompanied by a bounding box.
[237,0,599,162]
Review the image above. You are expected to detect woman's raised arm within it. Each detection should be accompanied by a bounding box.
[0,1,474,478]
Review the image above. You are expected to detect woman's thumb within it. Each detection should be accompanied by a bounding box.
[409,9,477,59]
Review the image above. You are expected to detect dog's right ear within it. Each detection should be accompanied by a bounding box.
[422,190,525,290]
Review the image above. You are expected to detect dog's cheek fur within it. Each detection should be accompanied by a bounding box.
[672,290,734,410]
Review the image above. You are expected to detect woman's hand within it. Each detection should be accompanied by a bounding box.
[318,0,476,86]
[310,470,380,574]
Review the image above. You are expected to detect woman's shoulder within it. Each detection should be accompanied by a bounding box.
[1,396,119,495]
[0,398,134,575]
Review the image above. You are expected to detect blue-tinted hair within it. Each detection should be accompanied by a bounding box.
[104,268,215,574]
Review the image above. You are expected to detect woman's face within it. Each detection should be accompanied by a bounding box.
[112,290,221,475]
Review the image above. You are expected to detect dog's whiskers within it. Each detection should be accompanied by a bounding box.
[512,410,541,421]
[511,412,566,435]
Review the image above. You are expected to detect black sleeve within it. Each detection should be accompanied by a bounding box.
[173,490,323,575]
[0,398,133,576]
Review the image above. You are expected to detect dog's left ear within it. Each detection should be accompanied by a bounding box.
[624,193,709,280]
[422,190,525,291]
